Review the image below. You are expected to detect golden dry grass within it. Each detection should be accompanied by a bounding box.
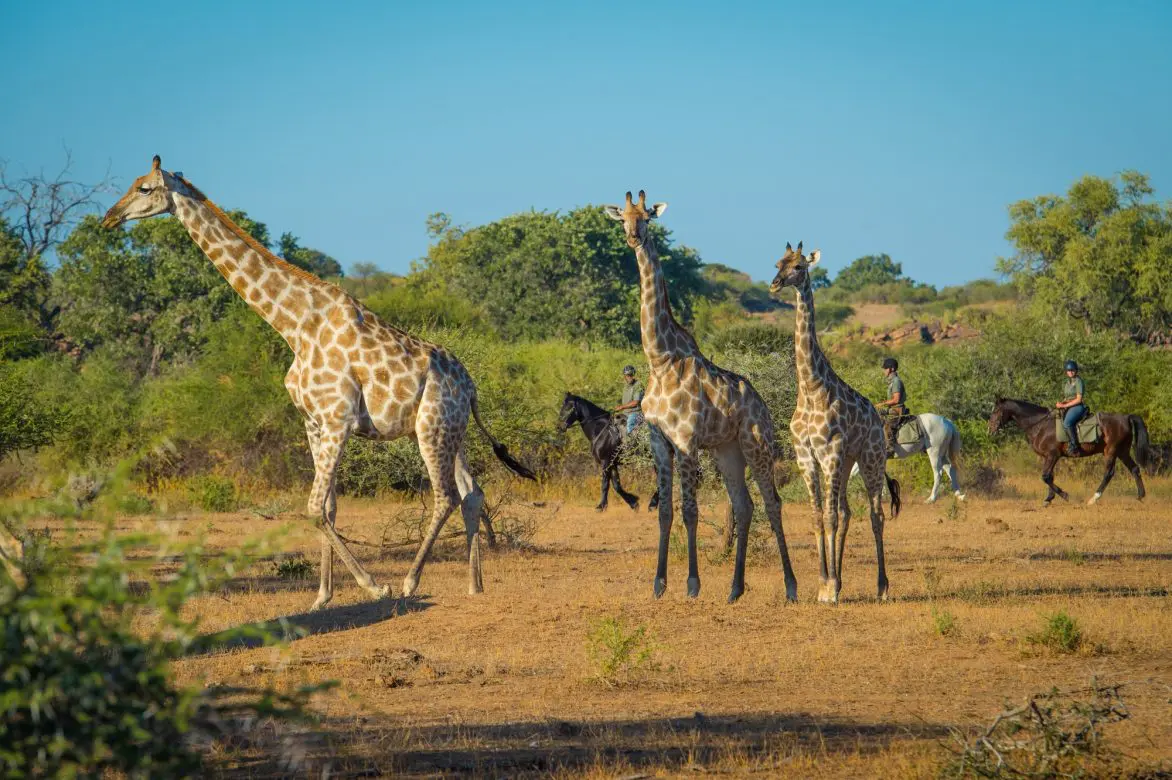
[33,473,1172,777]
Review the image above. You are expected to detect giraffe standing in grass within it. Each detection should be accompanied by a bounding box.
[603,191,798,603]
[770,243,901,603]
[102,156,535,611]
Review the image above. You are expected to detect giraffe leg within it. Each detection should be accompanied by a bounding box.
[713,444,752,603]
[833,463,852,599]
[402,420,462,599]
[304,420,336,612]
[859,454,889,601]
[307,422,387,607]
[678,452,702,598]
[649,426,675,599]
[744,439,798,603]
[818,444,846,603]
[453,446,485,595]
[794,443,826,598]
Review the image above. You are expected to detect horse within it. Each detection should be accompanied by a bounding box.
[850,413,965,502]
[988,397,1151,506]
[558,392,659,512]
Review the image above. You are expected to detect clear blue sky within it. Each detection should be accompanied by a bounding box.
[3,1,1170,287]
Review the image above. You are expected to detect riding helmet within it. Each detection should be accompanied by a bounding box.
[622,365,636,376]
[1064,359,1078,372]
[882,357,898,370]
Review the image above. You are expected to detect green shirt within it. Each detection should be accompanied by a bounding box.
[621,380,644,407]
[887,375,906,405]
[1063,376,1085,403]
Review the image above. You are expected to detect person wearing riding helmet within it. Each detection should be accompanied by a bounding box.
[614,365,645,437]
[1056,359,1088,456]
[876,357,908,458]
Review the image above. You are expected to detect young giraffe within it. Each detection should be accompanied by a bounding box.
[770,243,901,603]
[102,156,535,611]
[603,191,798,603]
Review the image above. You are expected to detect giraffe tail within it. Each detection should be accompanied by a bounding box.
[470,394,537,480]
[884,473,902,519]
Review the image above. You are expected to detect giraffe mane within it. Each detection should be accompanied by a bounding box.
[175,175,331,287]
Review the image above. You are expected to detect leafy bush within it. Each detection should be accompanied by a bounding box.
[932,607,957,637]
[187,475,239,512]
[1026,611,1083,654]
[0,488,329,778]
[587,616,658,684]
[272,554,314,580]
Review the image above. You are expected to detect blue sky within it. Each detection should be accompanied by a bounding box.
[3,1,1170,287]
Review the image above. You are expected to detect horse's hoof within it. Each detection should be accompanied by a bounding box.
[1087,492,1101,506]
[687,577,701,598]
[653,577,667,599]
[594,504,606,513]
[1042,500,1052,508]
[1058,492,1070,502]
[626,497,639,510]
[925,496,938,504]
[955,493,967,502]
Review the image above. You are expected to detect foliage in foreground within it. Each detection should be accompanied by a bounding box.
[0,486,331,778]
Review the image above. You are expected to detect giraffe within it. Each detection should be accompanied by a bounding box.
[102,156,535,611]
[603,191,798,603]
[770,242,901,603]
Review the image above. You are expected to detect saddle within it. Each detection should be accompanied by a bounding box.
[895,415,925,446]
[1054,412,1101,444]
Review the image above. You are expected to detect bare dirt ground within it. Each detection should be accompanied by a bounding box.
[47,475,1172,777]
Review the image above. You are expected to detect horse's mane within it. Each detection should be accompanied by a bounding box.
[566,393,609,419]
[998,397,1050,417]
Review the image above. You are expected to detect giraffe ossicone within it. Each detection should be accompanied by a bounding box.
[771,243,901,604]
[103,156,536,611]
[603,189,798,603]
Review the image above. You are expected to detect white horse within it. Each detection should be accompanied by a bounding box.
[851,413,965,503]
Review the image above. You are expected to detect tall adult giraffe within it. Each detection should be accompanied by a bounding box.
[102,156,535,610]
[770,243,901,603]
[603,191,798,603]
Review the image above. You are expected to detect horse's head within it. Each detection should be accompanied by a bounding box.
[558,393,581,432]
[988,397,1008,436]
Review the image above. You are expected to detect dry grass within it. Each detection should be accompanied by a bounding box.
[26,472,1172,778]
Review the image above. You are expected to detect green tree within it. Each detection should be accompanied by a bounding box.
[277,232,343,279]
[809,266,831,290]
[997,171,1172,341]
[834,253,904,292]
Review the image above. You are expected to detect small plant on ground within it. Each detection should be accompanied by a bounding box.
[587,616,658,684]
[116,491,154,515]
[272,554,314,580]
[943,681,1130,778]
[1059,547,1086,566]
[932,606,958,637]
[1026,610,1082,654]
[187,475,239,512]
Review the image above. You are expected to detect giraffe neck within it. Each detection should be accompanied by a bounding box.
[171,189,330,349]
[793,279,833,396]
[634,239,697,371]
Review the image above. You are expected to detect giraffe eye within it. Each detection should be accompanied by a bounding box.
[138,186,151,194]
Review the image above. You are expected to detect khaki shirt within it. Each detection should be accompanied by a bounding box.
[1063,376,1085,403]
[621,380,644,407]
[888,375,906,404]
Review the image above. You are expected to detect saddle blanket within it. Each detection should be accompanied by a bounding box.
[1055,413,1101,444]
[896,416,925,445]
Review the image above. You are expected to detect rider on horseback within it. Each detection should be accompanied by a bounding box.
[614,364,644,438]
[876,357,908,458]
[1056,359,1088,457]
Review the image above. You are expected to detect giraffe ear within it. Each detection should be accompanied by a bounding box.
[152,155,161,170]
[602,205,624,221]
[649,202,668,219]
[172,171,183,179]
[807,249,821,267]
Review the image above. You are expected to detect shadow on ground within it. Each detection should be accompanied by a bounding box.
[212,710,952,778]
[188,595,433,656]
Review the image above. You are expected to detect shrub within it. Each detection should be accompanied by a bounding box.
[187,475,239,512]
[931,607,957,637]
[1026,611,1083,654]
[272,554,314,580]
[0,486,329,777]
[587,616,658,684]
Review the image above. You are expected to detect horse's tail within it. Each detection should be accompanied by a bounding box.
[470,393,537,480]
[884,473,902,519]
[948,422,962,465]
[1129,415,1152,471]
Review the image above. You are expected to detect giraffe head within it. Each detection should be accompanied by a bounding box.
[769,242,822,295]
[603,190,668,249]
[101,155,191,228]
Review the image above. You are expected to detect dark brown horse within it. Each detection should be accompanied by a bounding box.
[988,397,1151,505]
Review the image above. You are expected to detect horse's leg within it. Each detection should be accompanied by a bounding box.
[1089,445,1117,506]
[1118,449,1145,501]
[610,466,639,509]
[926,444,943,504]
[596,466,610,512]
[946,429,965,500]
[1040,452,1065,506]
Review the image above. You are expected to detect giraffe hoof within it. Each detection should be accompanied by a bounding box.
[401,576,419,598]
[687,577,701,599]
[594,504,606,513]
[785,579,799,603]
[371,584,391,600]
[727,584,743,604]
[310,594,332,612]
[653,577,667,599]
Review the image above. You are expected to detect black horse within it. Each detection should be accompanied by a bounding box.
[988,397,1151,505]
[559,393,659,512]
